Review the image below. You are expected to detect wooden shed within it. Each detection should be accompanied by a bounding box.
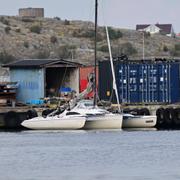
[3,59,82,103]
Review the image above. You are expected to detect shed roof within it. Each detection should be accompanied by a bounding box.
[3,59,83,68]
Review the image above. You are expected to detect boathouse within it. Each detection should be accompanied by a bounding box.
[3,59,82,103]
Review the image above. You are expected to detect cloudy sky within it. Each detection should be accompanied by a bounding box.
[0,0,179,32]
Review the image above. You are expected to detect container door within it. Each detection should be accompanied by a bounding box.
[170,63,180,103]
[99,61,113,102]
[128,64,140,103]
[148,64,158,103]
[116,63,129,103]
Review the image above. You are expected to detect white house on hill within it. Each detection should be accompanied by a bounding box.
[136,24,175,37]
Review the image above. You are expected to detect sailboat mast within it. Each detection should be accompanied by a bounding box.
[94,0,98,106]
[105,26,121,112]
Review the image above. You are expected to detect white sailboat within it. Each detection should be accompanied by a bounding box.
[73,100,122,130]
[21,110,86,130]
[77,0,122,130]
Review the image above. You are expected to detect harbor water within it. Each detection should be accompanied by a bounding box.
[0,129,180,180]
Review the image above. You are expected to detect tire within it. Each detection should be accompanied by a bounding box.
[156,108,165,127]
[4,111,20,129]
[173,108,180,126]
[163,108,174,127]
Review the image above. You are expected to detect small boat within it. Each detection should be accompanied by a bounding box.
[122,113,157,128]
[21,111,86,130]
[72,100,122,129]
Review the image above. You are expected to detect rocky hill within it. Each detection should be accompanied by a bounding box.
[0,15,180,65]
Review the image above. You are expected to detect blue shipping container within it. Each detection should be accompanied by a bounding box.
[99,60,180,104]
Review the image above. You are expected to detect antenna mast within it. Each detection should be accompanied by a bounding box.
[93,0,98,106]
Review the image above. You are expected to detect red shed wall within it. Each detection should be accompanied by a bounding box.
[79,66,98,98]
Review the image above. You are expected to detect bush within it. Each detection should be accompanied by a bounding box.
[50,36,58,44]
[23,41,29,48]
[170,43,180,56]
[163,45,168,52]
[54,17,61,21]
[112,42,137,56]
[0,17,9,25]
[0,51,15,64]
[4,26,11,33]
[144,32,151,38]
[64,19,70,25]
[30,25,41,34]
[21,18,34,23]
[98,45,109,52]
[73,29,103,41]
[108,27,123,40]
[34,50,50,59]
[56,45,77,59]
[15,28,21,33]
[123,42,137,55]
[174,44,180,51]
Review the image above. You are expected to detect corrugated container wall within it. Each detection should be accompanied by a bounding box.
[99,60,180,104]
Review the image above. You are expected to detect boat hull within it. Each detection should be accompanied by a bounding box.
[122,115,157,128]
[83,114,123,130]
[21,116,86,130]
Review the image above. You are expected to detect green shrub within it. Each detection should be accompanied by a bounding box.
[144,32,151,38]
[163,45,168,52]
[108,27,123,40]
[174,44,180,51]
[98,45,109,52]
[57,45,77,59]
[50,36,58,44]
[73,29,103,41]
[30,25,41,34]
[170,43,180,56]
[0,17,9,25]
[0,51,15,64]
[121,42,137,55]
[54,17,61,21]
[4,26,11,33]
[64,19,70,25]
[35,50,50,59]
[15,28,21,33]
[23,41,29,48]
[112,42,137,56]
[83,29,95,38]
[21,18,34,23]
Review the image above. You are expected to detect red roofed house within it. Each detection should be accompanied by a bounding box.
[136,23,175,37]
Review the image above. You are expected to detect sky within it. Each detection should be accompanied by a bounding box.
[0,0,180,32]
